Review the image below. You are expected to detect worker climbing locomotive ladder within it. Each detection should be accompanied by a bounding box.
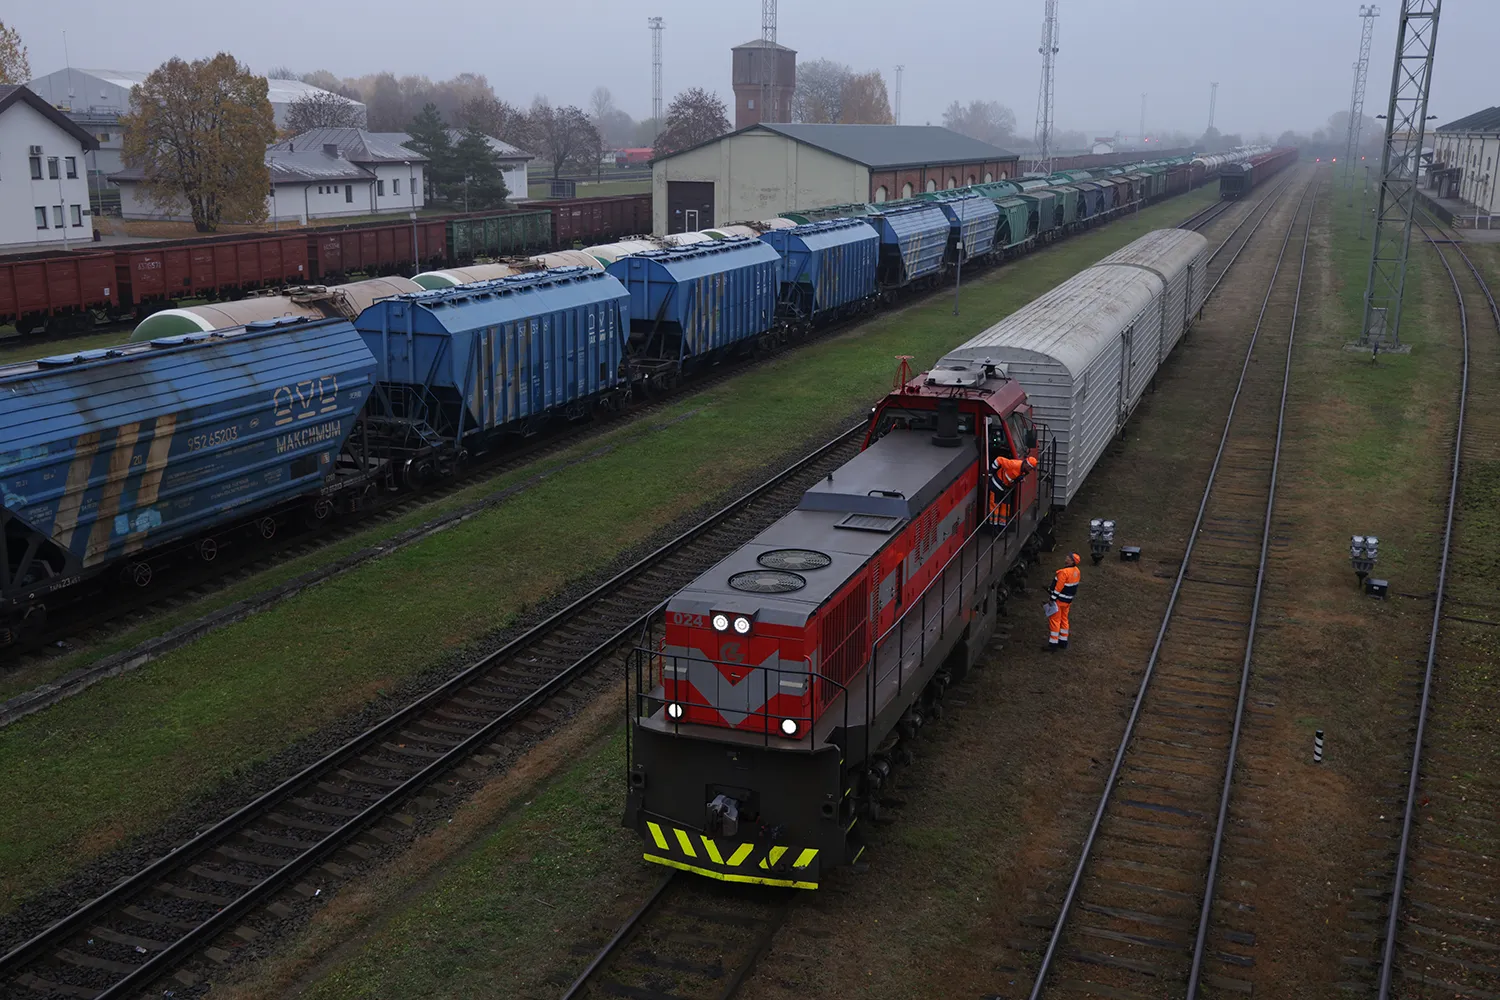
[1045,552,1082,651]
[988,453,1037,528]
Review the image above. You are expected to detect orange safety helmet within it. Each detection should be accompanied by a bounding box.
[1068,552,1082,566]
[1027,456,1038,468]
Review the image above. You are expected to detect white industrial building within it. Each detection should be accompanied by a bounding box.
[1430,107,1500,226]
[649,123,1019,235]
[26,68,366,177]
[0,85,98,248]
[112,129,426,225]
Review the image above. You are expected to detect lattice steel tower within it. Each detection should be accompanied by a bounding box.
[649,16,664,137]
[1344,5,1381,196]
[760,0,777,124]
[1360,0,1441,348]
[1030,0,1060,174]
[1207,82,1218,132]
[894,64,904,125]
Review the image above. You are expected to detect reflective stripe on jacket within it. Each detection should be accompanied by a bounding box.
[1051,565,1081,603]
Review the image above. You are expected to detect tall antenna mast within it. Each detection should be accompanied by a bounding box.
[1207,82,1218,132]
[1344,4,1381,199]
[649,17,664,138]
[1359,0,1441,351]
[1139,92,1147,145]
[1030,0,1059,174]
[894,64,904,125]
[760,0,777,123]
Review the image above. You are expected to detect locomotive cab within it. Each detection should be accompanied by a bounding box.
[624,359,1053,889]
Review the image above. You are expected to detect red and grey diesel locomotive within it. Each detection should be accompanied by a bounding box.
[623,227,1213,889]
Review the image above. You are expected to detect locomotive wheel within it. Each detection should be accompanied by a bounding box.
[198,538,218,562]
[258,517,277,540]
[129,562,153,588]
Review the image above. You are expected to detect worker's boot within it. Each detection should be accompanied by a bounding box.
[1059,640,1069,650]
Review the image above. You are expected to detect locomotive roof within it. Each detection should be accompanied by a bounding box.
[668,431,978,625]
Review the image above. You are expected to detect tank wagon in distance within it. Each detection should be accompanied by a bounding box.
[128,276,422,342]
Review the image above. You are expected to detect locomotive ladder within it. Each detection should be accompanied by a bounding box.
[1025,170,1320,1000]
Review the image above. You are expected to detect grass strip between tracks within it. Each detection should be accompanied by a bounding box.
[0,187,1216,917]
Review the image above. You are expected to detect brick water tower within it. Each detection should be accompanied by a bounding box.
[732,38,796,128]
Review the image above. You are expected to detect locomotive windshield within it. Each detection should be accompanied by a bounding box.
[870,405,974,441]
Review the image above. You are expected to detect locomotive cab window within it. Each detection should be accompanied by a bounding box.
[987,415,1013,458]
[872,406,973,441]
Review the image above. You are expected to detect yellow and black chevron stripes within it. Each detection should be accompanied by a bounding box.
[643,820,819,890]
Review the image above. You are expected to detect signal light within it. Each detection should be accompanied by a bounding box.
[666,702,685,720]
[780,718,799,736]
[711,613,730,632]
[732,615,752,635]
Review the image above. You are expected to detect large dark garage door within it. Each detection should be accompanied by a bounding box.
[667,181,714,234]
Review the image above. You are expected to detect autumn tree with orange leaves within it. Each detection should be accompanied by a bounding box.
[0,20,30,85]
[121,54,276,231]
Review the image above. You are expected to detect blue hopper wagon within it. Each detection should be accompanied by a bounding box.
[866,203,949,289]
[922,193,1002,262]
[759,219,880,326]
[0,320,375,616]
[354,267,631,455]
[606,238,781,371]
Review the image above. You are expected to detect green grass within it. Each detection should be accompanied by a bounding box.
[301,731,646,1000]
[0,330,133,366]
[527,179,651,199]
[0,187,1215,913]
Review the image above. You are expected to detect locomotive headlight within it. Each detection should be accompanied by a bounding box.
[733,615,752,635]
[780,718,799,736]
[666,702,685,720]
[711,613,730,633]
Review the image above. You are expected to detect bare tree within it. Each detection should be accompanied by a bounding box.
[284,89,366,133]
[590,86,615,123]
[793,59,851,124]
[942,100,1018,148]
[525,99,601,178]
[656,88,729,156]
[265,64,297,80]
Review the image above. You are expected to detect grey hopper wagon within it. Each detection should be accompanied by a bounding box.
[936,228,1210,508]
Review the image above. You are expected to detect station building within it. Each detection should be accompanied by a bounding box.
[649,123,1018,234]
[1428,107,1500,227]
[0,85,98,247]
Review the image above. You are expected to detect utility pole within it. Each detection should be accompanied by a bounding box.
[1030,0,1059,174]
[894,65,904,125]
[1345,5,1381,200]
[760,0,777,122]
[1207,82,1218,133]
[649,17,664,139]
[1359,0,1441,351]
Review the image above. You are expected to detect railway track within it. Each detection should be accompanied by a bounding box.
[0,426,864,1000]
[1019,172,1319,1000]
[1367,221,1500,999]
[561,874,794,1000]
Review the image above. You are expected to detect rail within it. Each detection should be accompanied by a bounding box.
[1027,170,1317,999]
[0,422,866,999]
[1374,218,1484,998]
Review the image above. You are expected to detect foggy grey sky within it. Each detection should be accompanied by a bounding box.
[10,1,1495,142]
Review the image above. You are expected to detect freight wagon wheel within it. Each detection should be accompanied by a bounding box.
[21,603,47,632]
[258,517,277,540]
[313,498,335,521]
[198,538,218,562]
[128,562,153,588]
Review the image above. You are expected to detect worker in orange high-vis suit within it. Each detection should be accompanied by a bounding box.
[1046,552,1082,651]
[988,454,1038,527]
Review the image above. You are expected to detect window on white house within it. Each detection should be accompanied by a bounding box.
[393,177,400,195]
[97,132,110,142]
[52,205,64,227]
[30,156,42,179]
[35,207,47,229]
[378,179,386,196]
[48,157,59,180]
[65,157,77,178]
[71,204,83,227]
[345,185,353,203]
